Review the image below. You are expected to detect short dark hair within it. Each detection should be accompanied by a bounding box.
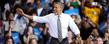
[53,2,64,10]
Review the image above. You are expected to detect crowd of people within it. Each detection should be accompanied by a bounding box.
[0,0,109,44]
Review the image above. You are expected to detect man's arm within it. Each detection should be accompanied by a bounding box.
[68,16,82,42]
[16,8,48,23]
[68,16,80,36]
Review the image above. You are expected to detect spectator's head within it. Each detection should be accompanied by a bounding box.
[68,31,73,39]
[5,36,14,44]
[82,16,88,21]
[53,2,64,15]
[36,0,41,8]
[29,20,36,27]
[6,10,13,21]
[96,37,103,44]
[100,0,107,6]
[71,15,77,20]
[29,38,37,44]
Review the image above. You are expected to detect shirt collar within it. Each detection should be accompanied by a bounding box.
[55,13,64,18]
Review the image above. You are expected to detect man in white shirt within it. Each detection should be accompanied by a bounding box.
[16,2,80,44]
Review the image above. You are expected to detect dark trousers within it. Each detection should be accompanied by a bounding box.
[49,37,69,44]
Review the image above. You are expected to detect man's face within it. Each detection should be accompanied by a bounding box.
[53,4,62,15]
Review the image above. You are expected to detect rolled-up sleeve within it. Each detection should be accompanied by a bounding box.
[33,15,49,23]
[68,17,80,35]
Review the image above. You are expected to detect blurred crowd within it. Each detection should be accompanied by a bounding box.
[0,0,109,44]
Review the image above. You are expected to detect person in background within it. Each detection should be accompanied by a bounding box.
[79,16,96,40]
[71,15,81,26]
[68,0,81,8]
[82,1,101,27]
[23,20,38,44]
[99,13,109,37]
[68,30,83,44]
[90,28,99,44]
[3,10,14,44]
[64,0,81,26]
[67,31,74,44]
[96,37,103,44]
[13,7,29,44]
[34,0,49,44]
[5,36,14,44]
[29,37,38,44]
[16,2,80,44]
[103,28,109,44]
[3,10,12,32]
[99,0,109,24]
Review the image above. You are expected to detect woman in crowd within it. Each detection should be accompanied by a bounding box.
[5,36,14,44]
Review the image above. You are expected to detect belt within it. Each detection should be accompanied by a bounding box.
[51,36,67,42]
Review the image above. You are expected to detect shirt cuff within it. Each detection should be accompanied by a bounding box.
[33,16,38,22]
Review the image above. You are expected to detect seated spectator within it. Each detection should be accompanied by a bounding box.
[96,37,103,44]
[64,0,81,25]
[68,30,83,44]
[29,37,38,44]
[31,20,44,44]
[3,10,13,32]
[103,29,109,43]
[99,13,109,37]
[13,7,29,43]
[23,23,38,44]
[71,15,81,26]
[64,6,81,26]
[83,1,101,27]
[90,28,99,44]
[5,36,14,44]
[67,31,74,44]
[79,16,96,40]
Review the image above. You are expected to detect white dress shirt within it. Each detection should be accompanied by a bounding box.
[33,13,80,39]
[13,14,29,35]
